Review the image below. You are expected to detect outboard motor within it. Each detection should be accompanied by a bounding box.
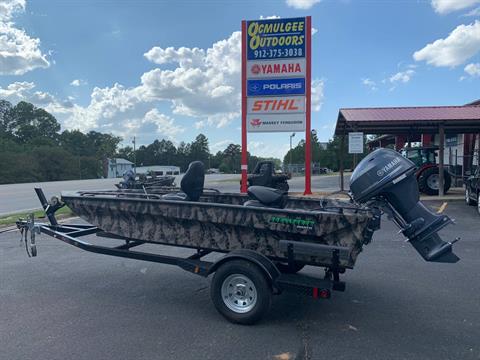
[350,148,459,263]
[119,169,136,189]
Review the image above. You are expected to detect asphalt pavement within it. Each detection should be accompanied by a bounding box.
[0,201,478,360]
[0,174,345,215]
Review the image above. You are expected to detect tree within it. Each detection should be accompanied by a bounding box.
[117,146,134,162]
[0,99,13,135]
[86,131,122,159]
[8,101,61,143]
[60,130,92,156]
[190,134,210,165]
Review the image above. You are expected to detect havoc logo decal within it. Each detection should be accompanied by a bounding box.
[376,157,401,177]
[270,216,314,230]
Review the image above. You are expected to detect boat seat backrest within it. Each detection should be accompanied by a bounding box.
[246,186,286,208]
[161,161,205,201]
[180,161,205,201]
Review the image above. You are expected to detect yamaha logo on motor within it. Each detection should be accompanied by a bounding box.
[377,157,401,177]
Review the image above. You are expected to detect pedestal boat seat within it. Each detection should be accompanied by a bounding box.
[244,186,286,208]
[162,161,205,201]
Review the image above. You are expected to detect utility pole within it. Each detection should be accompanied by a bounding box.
[289,133,295,173]
[132,136,137,175]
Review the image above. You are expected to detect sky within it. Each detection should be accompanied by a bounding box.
[0,0,480,159]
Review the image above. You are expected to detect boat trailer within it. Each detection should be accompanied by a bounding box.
[16,188,346,324]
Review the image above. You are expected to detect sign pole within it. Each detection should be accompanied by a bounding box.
[304,16,312,195]
[241,20,248,193]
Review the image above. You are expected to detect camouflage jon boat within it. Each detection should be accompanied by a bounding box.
[61,189,376,269]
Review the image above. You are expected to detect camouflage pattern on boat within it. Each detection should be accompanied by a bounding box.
[61,191,376,269]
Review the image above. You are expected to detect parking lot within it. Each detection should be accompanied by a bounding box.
[0,200,478,360]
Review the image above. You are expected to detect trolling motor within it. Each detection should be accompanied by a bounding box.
[350,148,459,263]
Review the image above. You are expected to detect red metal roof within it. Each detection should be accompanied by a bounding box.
[339,105,480,122]
[335,104,480,135]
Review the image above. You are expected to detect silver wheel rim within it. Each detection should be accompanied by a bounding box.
[427,174,439,190]
[221,274,257,313]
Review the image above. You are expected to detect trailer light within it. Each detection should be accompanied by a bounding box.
[319,289,330,299]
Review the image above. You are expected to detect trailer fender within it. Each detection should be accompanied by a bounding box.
[209,249,281,290]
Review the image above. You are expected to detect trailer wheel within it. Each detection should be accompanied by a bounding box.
[211,260,272,325]
[275,262,305,274]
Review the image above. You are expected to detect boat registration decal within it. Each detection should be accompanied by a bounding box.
[270,216,314,230]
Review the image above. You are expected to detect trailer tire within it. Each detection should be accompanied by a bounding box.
[211,259,272,325]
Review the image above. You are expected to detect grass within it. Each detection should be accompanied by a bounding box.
[0,206,74,228]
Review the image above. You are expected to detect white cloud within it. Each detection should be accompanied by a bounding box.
[211,139,235,153]
[389,69,415,83]
[413,20,480,67]
[248,140,290,159]
[465,62,480,76]
[431,0,480,14]
[311,79,324,111]
[140,31,242,128]
[259,15,281,20]
[0,0,24,20]
[0,0,50,75]
[463,6,480,16]
[285,0,321,10]
[194,120,206,129]
[312,27,318,35]
[70,79,87,87]
[144,46,206,68]
[361,78,377,91]
[142,109,184,137]
[0,81,35,99]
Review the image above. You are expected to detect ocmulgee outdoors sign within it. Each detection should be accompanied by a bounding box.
[240,16,312,193]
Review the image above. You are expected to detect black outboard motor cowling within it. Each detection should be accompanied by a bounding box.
[350,148,459,263]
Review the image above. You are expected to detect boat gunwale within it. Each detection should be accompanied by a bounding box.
[61,191,372,220]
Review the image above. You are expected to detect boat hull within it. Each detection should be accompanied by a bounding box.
[62,191,374,269]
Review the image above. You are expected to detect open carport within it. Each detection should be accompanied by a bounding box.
[334,102,480,195]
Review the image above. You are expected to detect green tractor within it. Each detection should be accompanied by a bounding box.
[400,147,451,195]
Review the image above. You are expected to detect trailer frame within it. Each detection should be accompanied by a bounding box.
[16,188,346,324]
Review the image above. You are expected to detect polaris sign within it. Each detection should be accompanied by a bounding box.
[247,78,305,96]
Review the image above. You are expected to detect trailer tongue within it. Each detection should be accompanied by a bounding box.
[15,148,459,324]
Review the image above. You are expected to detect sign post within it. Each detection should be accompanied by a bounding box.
[241,16,312,193]
[304,16,312,195]
[241,21,248,193]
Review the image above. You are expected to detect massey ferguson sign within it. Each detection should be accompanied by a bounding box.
[247,114,306,132]
[242,17,309,133]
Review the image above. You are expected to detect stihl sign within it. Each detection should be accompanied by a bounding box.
[247,59,306,79]
[247,96,305,114]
